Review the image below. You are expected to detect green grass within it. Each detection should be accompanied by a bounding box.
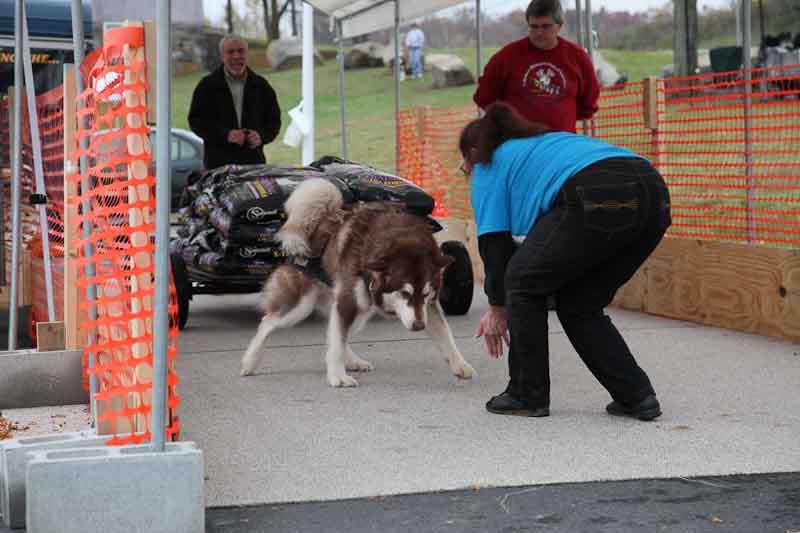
[596,49,673,83]
[171,46,498,171]
[172,46,674,170]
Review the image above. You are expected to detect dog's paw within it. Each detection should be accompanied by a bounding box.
[346,357,375,372]
[327,373,359,387]
[451,361,476,380]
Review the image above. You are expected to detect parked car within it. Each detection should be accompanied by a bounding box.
[148,127,204,209]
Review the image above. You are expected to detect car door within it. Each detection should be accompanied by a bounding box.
[171,133,204,208]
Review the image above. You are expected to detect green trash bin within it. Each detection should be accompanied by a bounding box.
[710,46,743,73]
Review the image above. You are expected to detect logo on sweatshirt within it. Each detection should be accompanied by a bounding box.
[523,63,566,98]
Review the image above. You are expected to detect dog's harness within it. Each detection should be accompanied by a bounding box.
[286,255,375,305]
[286,255,333,287]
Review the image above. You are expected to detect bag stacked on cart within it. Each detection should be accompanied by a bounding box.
[171,158,435,276]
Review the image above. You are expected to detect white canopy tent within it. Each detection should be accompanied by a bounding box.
[296,0,484,165]
[312,0,467,39]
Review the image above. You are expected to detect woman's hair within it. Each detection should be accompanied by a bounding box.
[459,102,551,165]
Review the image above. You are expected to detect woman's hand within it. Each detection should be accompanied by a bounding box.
[474,305,510,359]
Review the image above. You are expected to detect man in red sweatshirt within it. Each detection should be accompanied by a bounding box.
[473,0,599,133]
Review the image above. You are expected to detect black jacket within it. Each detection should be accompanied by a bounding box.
[188,66,281,169]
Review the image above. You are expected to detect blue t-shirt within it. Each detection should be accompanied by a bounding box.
[470,132,645,238]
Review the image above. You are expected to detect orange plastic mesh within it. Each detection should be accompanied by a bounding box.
[397,66,800,247]
[0,87,65,332]
[68,26,180,445]
[397,104,477,220]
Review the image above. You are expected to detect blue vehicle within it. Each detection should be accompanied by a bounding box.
[0,0,93,95]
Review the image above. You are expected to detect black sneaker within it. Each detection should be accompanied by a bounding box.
[606,394,662,421]
[486,392,550,417]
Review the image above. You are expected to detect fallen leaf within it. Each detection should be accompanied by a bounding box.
[0,416,12,440]
[711,516,723,524]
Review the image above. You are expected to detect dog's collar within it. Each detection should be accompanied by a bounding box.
[286,255,333,287]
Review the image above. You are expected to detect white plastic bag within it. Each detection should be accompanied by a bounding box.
[283,101,310,148]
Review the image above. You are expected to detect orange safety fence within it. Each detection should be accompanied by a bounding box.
[397,64,800,248]
[0,85,67,336]
[397,103,476,220]
[67,25,180,445]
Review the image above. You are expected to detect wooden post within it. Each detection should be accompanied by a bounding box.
[643,76,665,170]
[143,20,157,125]
[62,64,86,350]
[122,21,155,435]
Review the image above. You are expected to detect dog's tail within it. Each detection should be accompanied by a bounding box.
[277,177,344,257]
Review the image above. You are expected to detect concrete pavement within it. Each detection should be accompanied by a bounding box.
[176,290,800,507]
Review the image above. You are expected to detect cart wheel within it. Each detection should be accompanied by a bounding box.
[439,240,473,315]
[171,255,191,330]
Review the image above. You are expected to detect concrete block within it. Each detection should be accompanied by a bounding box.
[1,431,103,528]
[0,349,88,409]
[26,441,204,533]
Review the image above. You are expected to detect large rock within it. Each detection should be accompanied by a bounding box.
[427,54,474,89]
[266,37,323,70]
[344,41,385,69]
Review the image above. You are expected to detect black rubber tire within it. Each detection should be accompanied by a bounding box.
[171,254,191,330]
[439,240,473,315]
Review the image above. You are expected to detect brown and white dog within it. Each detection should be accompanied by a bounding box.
[240,178,475,387]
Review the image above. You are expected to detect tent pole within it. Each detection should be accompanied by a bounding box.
[302,1,315,165]
[575,0,584,49]
[742,0,754,242]
[8,0,23,350]
[21,3,56,323]
[393,0,400,173]
[152,0,173,452]
[336,19,348,160]
[476,0,482,77]
[70,0,99,425]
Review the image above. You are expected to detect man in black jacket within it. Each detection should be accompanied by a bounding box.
[188,35,281,170]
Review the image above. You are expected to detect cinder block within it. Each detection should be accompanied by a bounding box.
[26,441,204,533]
[1,431,103,528]
[0,349,88,409]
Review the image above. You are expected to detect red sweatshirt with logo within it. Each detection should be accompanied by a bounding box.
[474,36,600,133]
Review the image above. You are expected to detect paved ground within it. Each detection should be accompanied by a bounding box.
[205,472,800,533]
[3,289,799,532]
[176,290,800,507]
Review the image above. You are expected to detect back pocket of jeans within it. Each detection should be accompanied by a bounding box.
[576,181,641,235]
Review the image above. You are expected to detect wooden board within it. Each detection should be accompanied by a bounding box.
[612,237,800,342]
[143,20,157,125]
[36,321,66,352]
[62,65,87,350]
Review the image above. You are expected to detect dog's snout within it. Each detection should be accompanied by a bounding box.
[411,320,426,332]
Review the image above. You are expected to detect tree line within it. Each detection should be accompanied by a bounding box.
[218,0,799,51]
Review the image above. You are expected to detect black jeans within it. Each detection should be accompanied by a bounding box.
[504,157,672,408]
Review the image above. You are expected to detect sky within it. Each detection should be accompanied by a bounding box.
[203,0,737,29]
